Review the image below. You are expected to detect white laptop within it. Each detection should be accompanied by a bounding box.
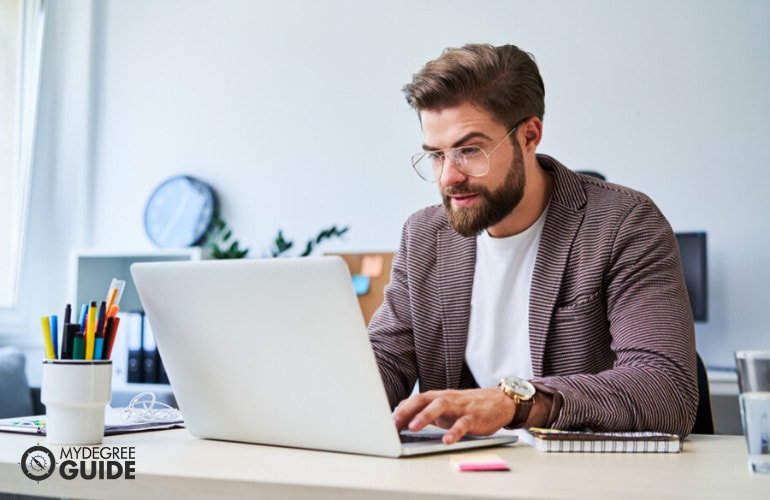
[130,256,517,457]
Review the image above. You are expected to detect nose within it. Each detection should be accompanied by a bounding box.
[438,155,467,187]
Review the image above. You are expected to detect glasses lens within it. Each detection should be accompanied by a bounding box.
[411,146,490,182]
[456,147,489,176]
[412,152,440,182]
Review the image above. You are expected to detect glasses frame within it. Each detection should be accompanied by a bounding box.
[411,118,527,183]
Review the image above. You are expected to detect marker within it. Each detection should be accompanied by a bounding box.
[94,301,107,359]
[72,332,85,360]
[79,303,88,332]
[40,317,56,359]
[102,316,115,360]
[105,288,118,317]
[61,323,78,360]
[49,315,58,358]
[85,301,97,360]
[106,316,121,360]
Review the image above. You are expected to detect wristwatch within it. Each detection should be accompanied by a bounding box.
[499,376,537,429]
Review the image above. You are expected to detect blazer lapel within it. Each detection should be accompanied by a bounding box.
[529,155,586,376]
[437,228,476,389]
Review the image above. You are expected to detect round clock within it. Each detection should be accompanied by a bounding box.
[144,175,216,248]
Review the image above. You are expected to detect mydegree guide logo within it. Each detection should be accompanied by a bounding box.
[20,444,136,482]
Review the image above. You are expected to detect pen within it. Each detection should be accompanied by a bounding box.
[40,316,56,359]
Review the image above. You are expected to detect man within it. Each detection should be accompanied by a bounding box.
[368,43,698,444]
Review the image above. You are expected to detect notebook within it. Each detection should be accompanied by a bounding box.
[130,256,517,457]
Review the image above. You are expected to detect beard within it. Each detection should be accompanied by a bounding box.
[441,142,526,238]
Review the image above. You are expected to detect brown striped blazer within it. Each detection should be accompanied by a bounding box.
[368,154,698,437]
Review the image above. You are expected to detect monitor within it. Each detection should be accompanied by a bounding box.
[675,232,708,322]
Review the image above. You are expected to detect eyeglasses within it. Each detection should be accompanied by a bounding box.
[410,118,526,183]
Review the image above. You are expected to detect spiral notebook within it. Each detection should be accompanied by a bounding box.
[524,428,682,453]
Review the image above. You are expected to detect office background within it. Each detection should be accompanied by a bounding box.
[3,0,770,380]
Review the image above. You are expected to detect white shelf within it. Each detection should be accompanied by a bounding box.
[69,249,201,392]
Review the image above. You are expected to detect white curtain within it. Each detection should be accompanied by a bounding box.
[7,0,46,307]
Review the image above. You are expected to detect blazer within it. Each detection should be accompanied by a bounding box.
[368,155,698,437]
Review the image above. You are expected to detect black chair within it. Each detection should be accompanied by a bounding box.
[691,353,715,434]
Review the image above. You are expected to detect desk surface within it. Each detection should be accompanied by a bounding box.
[1,429,768,499]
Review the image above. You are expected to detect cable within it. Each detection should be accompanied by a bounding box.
[120,391,182,423]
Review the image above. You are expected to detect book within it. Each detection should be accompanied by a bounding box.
[524,428,682,453]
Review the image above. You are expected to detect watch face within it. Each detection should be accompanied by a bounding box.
[144,175,216,248]
[503,376,536,399]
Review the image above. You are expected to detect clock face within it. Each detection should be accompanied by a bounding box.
[144,176,216,248]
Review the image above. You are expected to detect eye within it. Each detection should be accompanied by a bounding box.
[425,151,445,164]
[459,146,483,158]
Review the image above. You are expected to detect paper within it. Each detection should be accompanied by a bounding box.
[450,453,509,472]
[360,255,384,278]
[352,274,370,295]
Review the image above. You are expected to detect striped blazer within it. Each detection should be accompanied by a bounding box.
[368,155,698,437]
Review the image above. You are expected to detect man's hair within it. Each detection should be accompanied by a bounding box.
[402,43,545,129]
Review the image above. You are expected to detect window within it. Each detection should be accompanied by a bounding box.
[0,0,45,308]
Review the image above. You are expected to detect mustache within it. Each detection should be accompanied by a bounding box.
[443,183,487,198]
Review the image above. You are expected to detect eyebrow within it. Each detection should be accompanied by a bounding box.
[422,131,494,152]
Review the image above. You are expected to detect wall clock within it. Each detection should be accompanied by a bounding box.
[144,175,216,248]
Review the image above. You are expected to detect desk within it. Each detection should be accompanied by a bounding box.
[1,429,768,499]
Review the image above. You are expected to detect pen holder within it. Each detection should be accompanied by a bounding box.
[40,360,112,445]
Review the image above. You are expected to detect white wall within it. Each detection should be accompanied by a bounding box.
[10,0,770,373]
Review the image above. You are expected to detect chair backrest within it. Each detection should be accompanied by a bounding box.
[0,347,33,418]
[691,352,715,434]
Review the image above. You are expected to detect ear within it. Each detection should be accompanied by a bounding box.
[520,117,543,153]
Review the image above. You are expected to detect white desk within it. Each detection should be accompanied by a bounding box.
[1,429,768,499]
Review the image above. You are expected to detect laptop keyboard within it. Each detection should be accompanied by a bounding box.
[399,431,444,443]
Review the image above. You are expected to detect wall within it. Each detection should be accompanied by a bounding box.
[8,0,770,374]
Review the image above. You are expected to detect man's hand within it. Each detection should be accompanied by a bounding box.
[392,387,516,444]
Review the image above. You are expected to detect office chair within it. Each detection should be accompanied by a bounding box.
[575,170,606,180]
[691,353,715,434]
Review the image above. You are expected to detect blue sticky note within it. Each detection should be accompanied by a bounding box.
[352,274,370,295]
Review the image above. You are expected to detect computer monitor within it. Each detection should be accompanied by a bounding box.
[675,232,708,322]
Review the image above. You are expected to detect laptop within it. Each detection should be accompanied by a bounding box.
[130,256,517,457]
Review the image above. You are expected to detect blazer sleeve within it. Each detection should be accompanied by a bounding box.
[367,218,421,408]
[533,200,698,437]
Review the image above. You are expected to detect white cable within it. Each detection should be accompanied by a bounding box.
[120,391,182,423]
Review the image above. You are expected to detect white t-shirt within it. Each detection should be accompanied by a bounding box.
[465,208,548,388]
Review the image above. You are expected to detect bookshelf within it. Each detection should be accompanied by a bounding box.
[69,248,201,406]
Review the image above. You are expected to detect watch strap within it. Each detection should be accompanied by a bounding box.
[504,396,534,429]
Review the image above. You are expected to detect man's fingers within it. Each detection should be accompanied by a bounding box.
[443,416,472,444]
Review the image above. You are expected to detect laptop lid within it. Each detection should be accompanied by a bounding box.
[130,256,516,457]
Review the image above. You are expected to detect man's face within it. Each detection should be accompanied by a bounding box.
[419,104,525,237]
